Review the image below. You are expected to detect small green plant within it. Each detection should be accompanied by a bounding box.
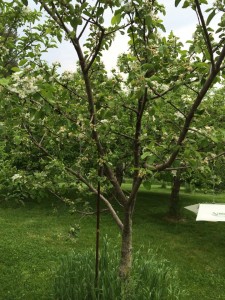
[53,237,183,300]
[68,224,80,239]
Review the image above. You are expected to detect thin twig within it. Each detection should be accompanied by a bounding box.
[195,0,215,70]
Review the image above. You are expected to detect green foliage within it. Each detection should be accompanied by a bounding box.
[54,237,183,300]
[184,182,195,194]
[1,0,225,282]
[1,0,225,203]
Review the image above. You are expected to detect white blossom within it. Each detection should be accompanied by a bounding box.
[52,61,61,67]
[36,75,43,80]
[77,133,84,139]
[124,2,134,13]
[203,157,209,164]
[22,6,31,15]
[181,95,192,102]
[12,174,22,181]
[112,116,119,121]
[61,71,74,81]
[171,170,177,177]
[58,126,67,133]
[8,74,40,99]
[24,113,30,119]
[205,126,212,132]
[100,119,109,124]
[0,45,9,58]
[174,111,184,119]
[161,84,169,91]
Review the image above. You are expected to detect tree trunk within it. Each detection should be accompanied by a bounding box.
[109,163,124,200]
[168,171,182,220]
[115,163,124,186]
[161,181,167,189]
[119,208,132,279]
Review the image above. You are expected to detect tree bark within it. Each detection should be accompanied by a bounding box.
[109,163,124,200]
[119,207,132,279]
[161,181,167,189]
[168,170,182,220]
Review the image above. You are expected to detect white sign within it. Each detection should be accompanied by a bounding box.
[196,204,225,222]
[184,204,199,215]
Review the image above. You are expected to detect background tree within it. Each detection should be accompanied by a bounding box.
[167,80,225,219]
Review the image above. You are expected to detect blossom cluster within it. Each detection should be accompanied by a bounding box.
[181,94,192,103]
[8,72,41,99]
[22,6,32,16]
[0,44,9,60]
[12,174,22,181]
[60,71,74,81]
[174,111,185,119]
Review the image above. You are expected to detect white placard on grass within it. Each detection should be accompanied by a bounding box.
[196,204,225,222]
[184,204,199,215]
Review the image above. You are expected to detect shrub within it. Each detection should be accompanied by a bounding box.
[53,238,183,300]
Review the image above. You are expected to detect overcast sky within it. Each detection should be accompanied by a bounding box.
[28,1,214,73]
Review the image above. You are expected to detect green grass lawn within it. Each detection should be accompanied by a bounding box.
[0,186,225,299]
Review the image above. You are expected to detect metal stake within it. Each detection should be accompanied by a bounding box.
[95,165,102,286]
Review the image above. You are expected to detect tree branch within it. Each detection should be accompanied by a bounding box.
[23,122,124,231]
[78,0,100,40]
[37,92,77,124]
[155,43,225,171]
[85,28,105,73]
[129,88,148,207]
[184,83,199,95]
[195,0,215,70]
[111,130,135,141]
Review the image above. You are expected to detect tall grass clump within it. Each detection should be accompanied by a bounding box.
[53,238,183,300]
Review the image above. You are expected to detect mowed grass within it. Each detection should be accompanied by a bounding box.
[0,186,225,299]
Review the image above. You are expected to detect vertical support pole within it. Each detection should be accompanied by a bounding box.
[95,165,102,286]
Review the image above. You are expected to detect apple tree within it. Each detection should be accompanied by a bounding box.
[1,0,225,278]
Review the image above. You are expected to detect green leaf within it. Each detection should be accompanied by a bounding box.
[21,0,28,6]
[142,63,154,71]
[34,110,46,120]
[206,9,216,26]
[175,0,182,7]
[46,28,52,34]
[157,23,166,32]
[182,1,190,8]
[195,62,208,69]
[14,136,21,145]
[211,135,218,143]
[40,88,54,101]
[70,17,82,28]
[0,78,10,86]
[159,45,165,54]
[96,7,104,17]
[57,32,62,43]
[19,59,28,66]
[196,108,205,115]
[145,15,152,27]
[27,52,35,58]
[111,13,121,25]
[143,181,152,190]
[141,152,151,159]
[11,67,21,72]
